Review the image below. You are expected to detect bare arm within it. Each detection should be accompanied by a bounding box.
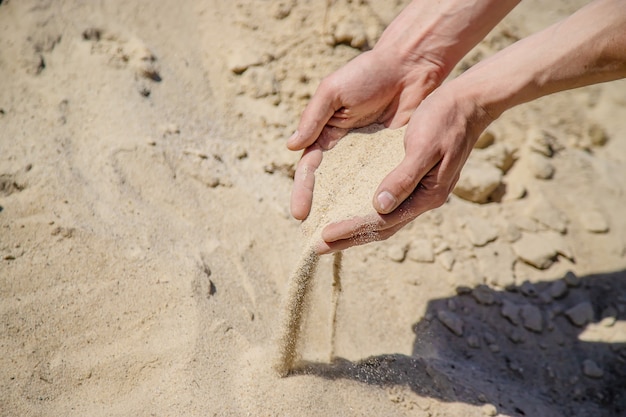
[318,0,626,254]
[287,0,520,220]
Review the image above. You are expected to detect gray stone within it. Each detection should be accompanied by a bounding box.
[565,302,594,327]
[549,280,568,299]
[582,359,604,379]
[501,300,520,325]
[437,310,464,336]
[472,285,497,305]
[564,271,581,287]
[520,304,543,332]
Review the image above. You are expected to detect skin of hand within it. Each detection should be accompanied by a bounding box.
[288,0,521,221]
[315,0,626,254]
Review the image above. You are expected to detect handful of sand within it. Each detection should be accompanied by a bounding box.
[274,124,406,376]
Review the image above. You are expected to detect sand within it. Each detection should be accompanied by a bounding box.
[2,0,626,416]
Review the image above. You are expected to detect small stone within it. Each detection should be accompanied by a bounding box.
[437,310,464,336]
[527,128,556,157]
[512,233,558,270]
[528,152,555,180]
[472,285,496,305]
[587,123,608,147]
[489,344,500,353]
[387,244,407,262]
[501,300,520,325]
[437,250,455,271]
[507,328,526,344]
[502,222,522,243]
[453,158,503,203]
[565,302,594,327]
[482,142,517,173]
[527,199,568,233]
[332,18,369,49]
[475,130,496,149]
[455,286,472,295]
[520,281,538,297]
[483,332,496,345]
[227,49,265,74]
[549,280,568,299]
[579,209,609,233]
[467,334,481,348]
[520,304,543,332]
[582,359,604,379]
[564,271,581,287]
[407,238,434,263]
[481,404,498,417]
[462,216,499,247]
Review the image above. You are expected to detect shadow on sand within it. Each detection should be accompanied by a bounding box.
[294,269,626,417]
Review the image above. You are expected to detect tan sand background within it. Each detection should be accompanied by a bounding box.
[1,1,625,416]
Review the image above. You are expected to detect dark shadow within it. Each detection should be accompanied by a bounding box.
[294,269,626,417]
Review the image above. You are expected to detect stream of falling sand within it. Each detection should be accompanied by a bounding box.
[274,245,343,377]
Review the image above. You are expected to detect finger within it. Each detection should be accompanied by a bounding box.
[287,80,341,151]
[316,219,410,254]
[372,148,442,214]
[315,125,350,151]
[290,145,323,220]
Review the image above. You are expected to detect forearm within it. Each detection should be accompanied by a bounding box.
[455,0,626,120]
[374,0,520,76]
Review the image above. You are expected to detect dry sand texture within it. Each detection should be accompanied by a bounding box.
[2,0,626,416]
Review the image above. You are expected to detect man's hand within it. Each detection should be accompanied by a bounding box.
[315,87,493,254]
[287,49,444,220]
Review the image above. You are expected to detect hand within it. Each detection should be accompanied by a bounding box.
[315,85,494,254]
[288,49,445,220]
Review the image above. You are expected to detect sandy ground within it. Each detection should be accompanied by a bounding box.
[1,1,626,416]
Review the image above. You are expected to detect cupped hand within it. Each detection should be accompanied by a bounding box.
[288,49,445,220]
[315,86,494,254]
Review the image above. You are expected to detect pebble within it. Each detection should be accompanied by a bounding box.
[227,48,265,74]
[437,250,455,271]
[512,233,558,270]
[482,142,517,173]
[453,158,503,203]
[507,328,526,344]
[461,216,499,247]
[527,128,556,157]
[475,130,496,149]
[407,238,434,263]
[549,280,568,299]
[501,300,520,325]
[387,244,407,262]
[332,19,369,49]
[502,222,522,243]
[527,199,568,233]
[565,301,594,327]
[587,123,609,147]
[489,344,500,353]
[437,309,464,336]
[579,209,609,233]
[520,304,543,332]
[481,404,498,417]
[520,281,538,297]
[467,334,481,348]
[564,270,581,287]
[528,152,555,180]
[472,285,497,305]
[582,359,604,379]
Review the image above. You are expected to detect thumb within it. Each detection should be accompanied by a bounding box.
[287,80,340,151]
[372,153,437,214]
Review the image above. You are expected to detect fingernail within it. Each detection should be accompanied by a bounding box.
[377,191,396,213]
[287,130,299,145]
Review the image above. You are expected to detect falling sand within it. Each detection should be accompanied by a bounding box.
[274,125,406,376]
